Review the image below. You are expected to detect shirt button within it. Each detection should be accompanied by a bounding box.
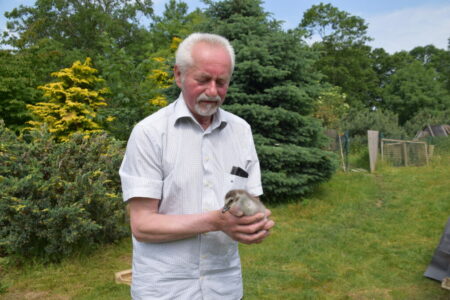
[204,181,213,188]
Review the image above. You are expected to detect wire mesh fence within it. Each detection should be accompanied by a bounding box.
[324,129,352,172]
[381,139,429,167]
[324,129,450,172]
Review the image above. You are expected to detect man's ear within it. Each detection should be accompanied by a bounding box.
[174,65,183,89]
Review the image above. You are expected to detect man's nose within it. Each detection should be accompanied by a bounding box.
[205,81,218,97]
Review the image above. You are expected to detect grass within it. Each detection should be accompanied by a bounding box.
[0,239,132,299]
[1,153,450,299]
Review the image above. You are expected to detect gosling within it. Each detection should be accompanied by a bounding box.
[222,189,266,217]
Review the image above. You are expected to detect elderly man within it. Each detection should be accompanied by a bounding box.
[119,32,275,299]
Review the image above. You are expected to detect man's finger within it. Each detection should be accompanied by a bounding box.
[235,212,265,225]
[236,229,267,244]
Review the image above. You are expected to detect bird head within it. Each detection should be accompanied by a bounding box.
[222,189,259,217]
[222,189,241,213]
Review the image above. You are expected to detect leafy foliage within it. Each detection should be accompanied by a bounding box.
[403,108,450,137]
[382,60,450,124]
[0,39,81,131]
[0,122,127,262]
[26,58,110,142]
[93,41,147,140]
[2,0,153,55]
[0,50,39,131]
[342,108,407,146]
[313,86,349,129]
[94,1,203,140]
[150,0,206,46]
[300,3,371,46]
[410,45,450,93]
[299,3,378,108]
[1,0,156,140]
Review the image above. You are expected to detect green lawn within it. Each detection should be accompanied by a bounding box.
[1,154,449,299]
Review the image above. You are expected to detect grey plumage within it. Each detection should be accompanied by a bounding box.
[222,189,266,217]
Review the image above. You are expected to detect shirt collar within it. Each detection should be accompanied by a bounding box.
[173,94,227,131]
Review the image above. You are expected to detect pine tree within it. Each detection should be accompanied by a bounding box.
[202,0,337,202]
[27,58,110,142]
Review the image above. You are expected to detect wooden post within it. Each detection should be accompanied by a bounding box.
[368,130,379,173]
[402,142,408,166]
[338,134,346,172]
[115,269,132,285]
[428,144,435,160]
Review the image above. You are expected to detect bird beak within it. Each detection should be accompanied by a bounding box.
[222,204,231,213]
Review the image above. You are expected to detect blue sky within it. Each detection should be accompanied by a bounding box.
[1,0,449,53]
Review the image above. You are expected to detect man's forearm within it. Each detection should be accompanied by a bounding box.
[128,197,273,244]
[131,209,220,243]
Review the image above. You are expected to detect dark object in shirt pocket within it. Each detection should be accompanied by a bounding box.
[230,166,248,178]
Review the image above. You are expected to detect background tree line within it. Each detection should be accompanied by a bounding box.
[2,0,449,137]
[0,0,449,262]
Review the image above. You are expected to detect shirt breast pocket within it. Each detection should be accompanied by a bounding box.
[223,172,248,196]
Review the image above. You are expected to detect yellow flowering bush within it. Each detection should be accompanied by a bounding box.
[145,37,182,110]
[26,58,111,142]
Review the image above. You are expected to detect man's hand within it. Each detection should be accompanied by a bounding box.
[128,197,274,244]
[216,209,275,244]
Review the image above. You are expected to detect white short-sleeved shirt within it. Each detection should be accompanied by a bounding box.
[119,95,263,300]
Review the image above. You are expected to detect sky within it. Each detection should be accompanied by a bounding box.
[1,0,449,53]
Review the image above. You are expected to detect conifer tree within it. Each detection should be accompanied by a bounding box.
[27,58,110,142]
[202,0,337,201]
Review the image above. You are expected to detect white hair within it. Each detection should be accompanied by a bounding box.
[175,32,235,75]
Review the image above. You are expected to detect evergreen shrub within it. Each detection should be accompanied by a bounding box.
[256,142,338,201]
[200,0,339,203]
[0,122,128,262]
[226,104,338,202]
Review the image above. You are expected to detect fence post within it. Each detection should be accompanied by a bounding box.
[368,130,379,173]
[402,142,408,166]
[338,134,346,172]
[344,131,350,172]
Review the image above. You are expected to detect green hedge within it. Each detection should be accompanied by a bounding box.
[0,122,128,262]
[257,143,338,201]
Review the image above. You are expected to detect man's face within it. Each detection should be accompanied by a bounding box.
[175,42,232,123]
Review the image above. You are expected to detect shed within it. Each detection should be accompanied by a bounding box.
[414,124,450,139]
